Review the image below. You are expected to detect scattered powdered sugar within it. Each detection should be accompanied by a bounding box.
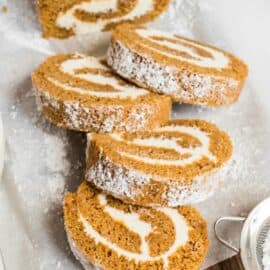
[3,79,84,269]
[7,93,71,206]
[152,0,198,36]
[86,150,150,199]
[42,135,71,203]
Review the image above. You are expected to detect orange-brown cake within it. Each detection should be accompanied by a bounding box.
[32,54,171,133]
[37,0,170,38]
[64,181,209,270]
[85,119,233,207]
[107,24,249,106]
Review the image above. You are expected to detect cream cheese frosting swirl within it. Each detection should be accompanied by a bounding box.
[79,193,188,269]
[43,54,148,99]
[88,119,232,177]
[135,28,230,69]
[108,124,218,167]
[64,182,209,270]
[56,0,164,34]
[38,0,170,38]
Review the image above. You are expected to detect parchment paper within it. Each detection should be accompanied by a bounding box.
[0,0,270,269]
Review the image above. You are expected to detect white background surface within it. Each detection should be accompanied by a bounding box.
[0,0,270,269]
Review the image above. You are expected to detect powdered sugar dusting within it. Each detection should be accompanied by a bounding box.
[165,161,231,207]
[107,40,179,94]
[63,102,124,132]
[35,89,157,133]
[85,134,232,206]
[7,88,71,206]
[107,39,241,105]
[181,74,212,99]
[86,150,150,199]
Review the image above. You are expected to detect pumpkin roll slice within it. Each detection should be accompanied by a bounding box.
[64,181,209,270]
[86,119,232,207]
[37,0,170,39]
[107,24,248,106]
[32,54,171,133]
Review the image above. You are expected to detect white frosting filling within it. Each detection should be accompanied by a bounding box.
[136,28,230,69]
[98,194,152,255]
[56,0,153,34]
[79,194,188,269]
[110,124,217,167]
[48,56,148,99]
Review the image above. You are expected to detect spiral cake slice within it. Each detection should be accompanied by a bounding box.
[107,24,248,106]
[32,54,171,133]
[64,181,209,270]
[37,0,170,38]
[86,119,232,207]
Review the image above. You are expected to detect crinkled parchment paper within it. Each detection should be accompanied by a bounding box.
[0,0,270,269]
